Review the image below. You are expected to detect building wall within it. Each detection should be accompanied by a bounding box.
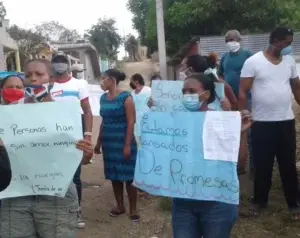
[0,45,6,70]
[82,51,95,82]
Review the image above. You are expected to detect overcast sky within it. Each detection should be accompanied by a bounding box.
[3,0,137,57]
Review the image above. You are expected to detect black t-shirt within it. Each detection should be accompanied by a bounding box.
[0,146,12,192]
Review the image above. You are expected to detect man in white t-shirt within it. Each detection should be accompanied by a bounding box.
[51,52,93,228]
[130,73,151,139]
[239,28,300,217]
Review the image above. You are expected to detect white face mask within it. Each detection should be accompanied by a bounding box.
[76,72,84,79]
[226,41,240,52]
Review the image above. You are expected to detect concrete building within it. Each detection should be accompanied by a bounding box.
[0,19,21,71]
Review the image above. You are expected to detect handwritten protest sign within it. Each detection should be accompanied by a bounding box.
[0,101,83,199]
[132,93,151,137]
[151,80,224,112]
[151,80,186,112]
[134,111,241,204]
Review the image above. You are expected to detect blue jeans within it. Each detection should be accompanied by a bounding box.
[172,199,238,238]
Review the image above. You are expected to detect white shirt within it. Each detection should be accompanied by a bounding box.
[241,51,298,121]
[131,86,151,137]
[50,77,90,114]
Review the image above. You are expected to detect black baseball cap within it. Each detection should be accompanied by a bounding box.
[51,51,69,63]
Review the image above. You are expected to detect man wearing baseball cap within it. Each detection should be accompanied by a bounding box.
[51,51,93,228]
[71,64,85,80]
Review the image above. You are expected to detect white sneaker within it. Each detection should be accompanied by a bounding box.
[77,208,85,229]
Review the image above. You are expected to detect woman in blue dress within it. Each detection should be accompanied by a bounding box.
[94,69,139,222]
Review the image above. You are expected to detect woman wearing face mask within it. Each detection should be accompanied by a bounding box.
[94,69,140,222]
[0,59,94,238]
[179,54,231,111]
[0,74,25,104]
[172,72,251,238]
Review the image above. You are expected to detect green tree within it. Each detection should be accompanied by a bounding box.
[124,34,139,61]
[8,25,45,68]
[35,21,81,42]
[0,1,6,19]
[127,0,148,45]
[130,0,300,56]
[85,17,122,59]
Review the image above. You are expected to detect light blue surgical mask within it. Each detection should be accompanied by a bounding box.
[281,45,292,56]
[182,94,203,111]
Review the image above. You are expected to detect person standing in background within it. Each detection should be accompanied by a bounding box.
[50,52,93,229]
[71,64,85,80]
[239,27,300,219]
[94,69,139,222]
[130,73,151,140]
[218,30,253,175]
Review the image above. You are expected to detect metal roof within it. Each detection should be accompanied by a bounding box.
[200,32,300,58]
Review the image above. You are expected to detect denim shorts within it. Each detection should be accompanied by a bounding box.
[0,183,79,238]
[172,199,238,238]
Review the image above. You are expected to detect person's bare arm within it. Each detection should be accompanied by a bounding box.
[81,98,93,137]
[291,77,300,106]
[239,78,254,110]
[124,96,136,147]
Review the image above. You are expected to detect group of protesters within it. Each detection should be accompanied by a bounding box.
[0,26,299,238]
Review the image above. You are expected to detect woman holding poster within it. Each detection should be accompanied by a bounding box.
[0,62,93,238]
[171,72,252,238]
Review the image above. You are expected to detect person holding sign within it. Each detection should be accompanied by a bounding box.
[0,59,93,238]
[94,69,140,222]
[171,72,251,238]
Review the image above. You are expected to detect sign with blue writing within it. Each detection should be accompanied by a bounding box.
[134,111,241,205]
[0,101,83,199]
[132,92,151,137]
[151,80,224,112]
[151,80,186,112]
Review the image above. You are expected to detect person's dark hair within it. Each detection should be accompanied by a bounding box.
[0,75,23,89]
[150,73,161,81]
[186,73,216,104]
[104,69,126,85]
[131,73,145,85]
[26,58,53,76]
[269,27,294,44]
[186,55,208,73]
[206,53,218,69]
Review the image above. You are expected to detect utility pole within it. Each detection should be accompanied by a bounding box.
[156,0,167,80]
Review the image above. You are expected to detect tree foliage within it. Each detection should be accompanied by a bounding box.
[8,25,45,68]
[85,17,122,59]
[35,21,81,42]
[126,0,148,44]
[128,0,300,56]
[124,34,139,61]
[0,1,6,19]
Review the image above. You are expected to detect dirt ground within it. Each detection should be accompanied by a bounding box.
[78,62,300,237]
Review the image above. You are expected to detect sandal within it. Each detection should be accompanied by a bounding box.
[109,208,125,217]
[130,214,140,223]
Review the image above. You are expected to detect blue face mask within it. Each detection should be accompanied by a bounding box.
[281,45,292,56]
[182,94,203,111]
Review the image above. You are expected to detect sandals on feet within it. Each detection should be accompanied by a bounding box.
[109,208,125,217]
[130,214,140,223]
